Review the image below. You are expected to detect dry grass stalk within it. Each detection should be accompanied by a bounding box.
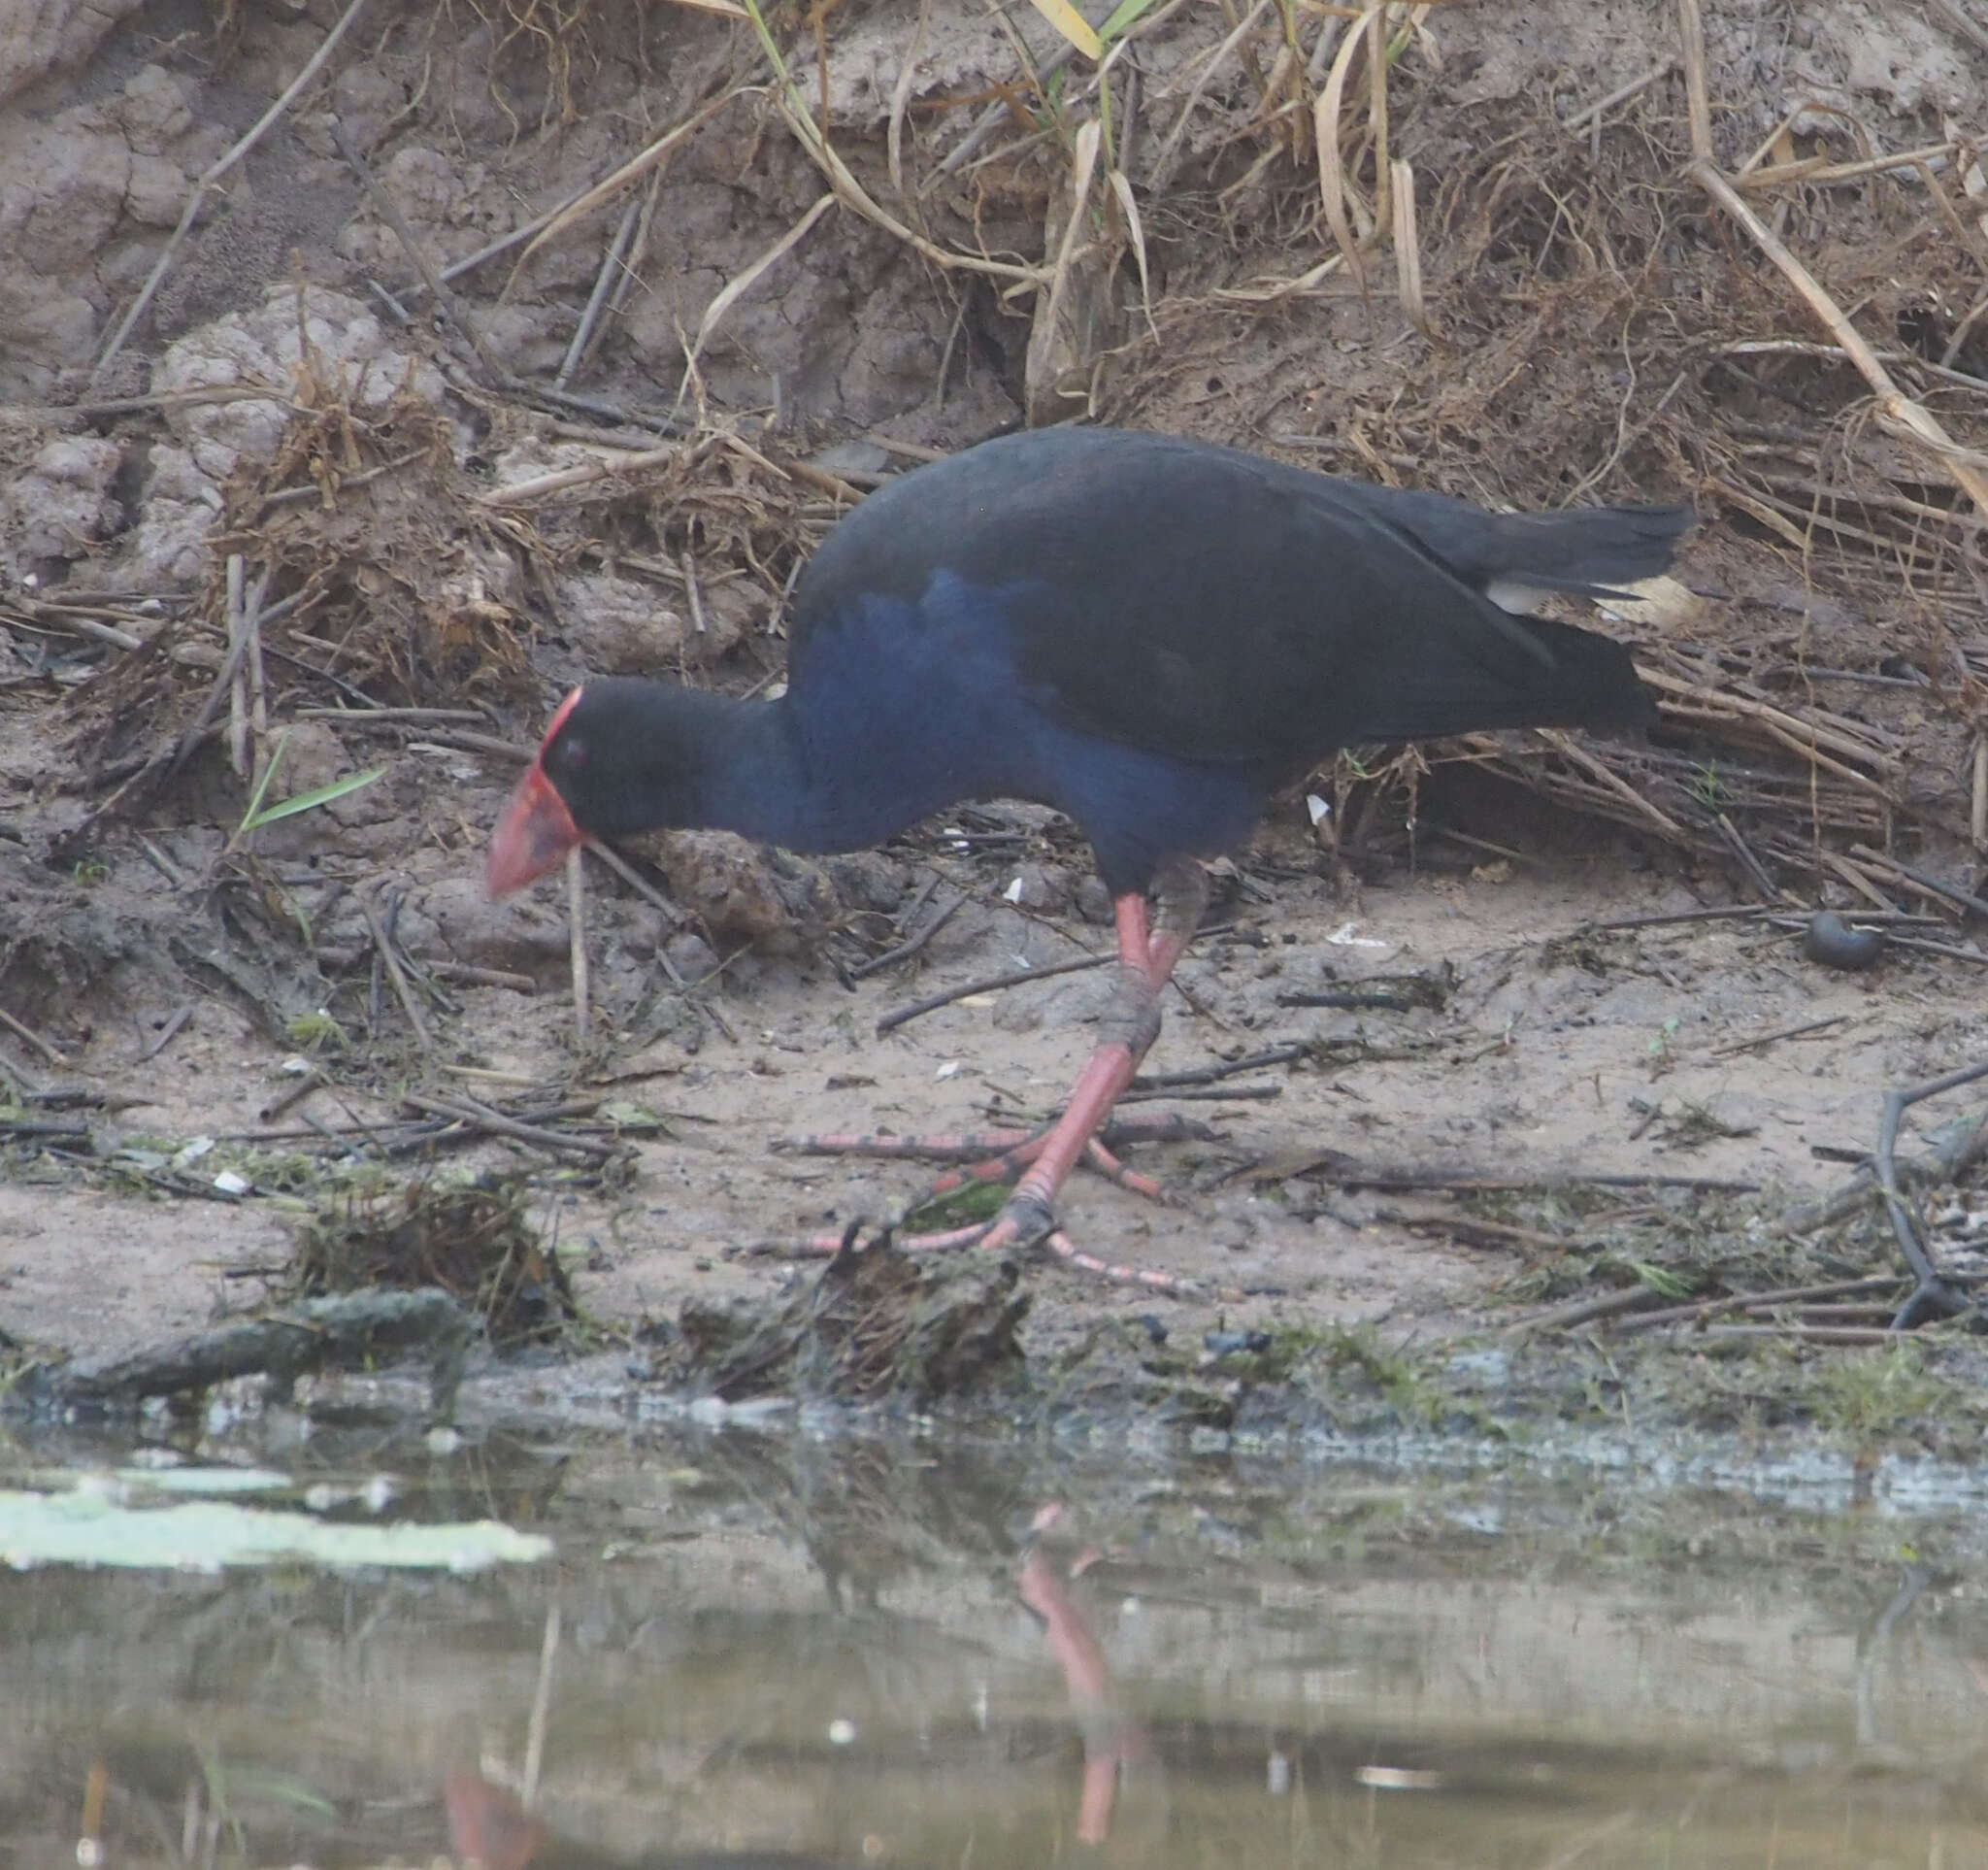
[1929,0,1988,53]
[556,195,643,387]
[360,891,433,1054]
[1736,139,1958,193]
[1673,0,1712,162]
[1700,474,1814,551]
[477,444,687,508]
[245,577,270,779]
[1025,117,1105,419]
[1364,0,1393,238]
[886,0,932,198]
[680,194,838,393]
[736,0,1046,289]
[1313,3,1381,290]
[334,117,507,385]
[516,90,747,278]
[225,553,249,781]
[1533,728,1687,840]
[1637,667,1904,784]
[0,1003,72,1068]
[1846,845,1988,918]
[713,426,858,504]
[1816,849,1902,913]
[1563,57,1675,133]
[1148,0,1274,187]
[775,91,1046,285]
[1391,155,1427,334]
[1210,251,1346,304]
[1690,159,1988,516]
[1110,166,1158,341]
[1737,99,1861,177]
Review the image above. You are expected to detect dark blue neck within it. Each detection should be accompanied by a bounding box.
[652,680,999,857]
[681,694,954,853]
[660,584,1021,853]
[587,576,1270,898]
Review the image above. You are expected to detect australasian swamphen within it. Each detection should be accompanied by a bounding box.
[487,426,1689,1281]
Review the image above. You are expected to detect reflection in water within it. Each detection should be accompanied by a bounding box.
[446,1765,547,1870]
[8,1418,1988,1867]
[1017,1502,1148,1847]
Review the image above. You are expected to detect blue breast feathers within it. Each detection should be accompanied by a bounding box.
[780,571,1268,894]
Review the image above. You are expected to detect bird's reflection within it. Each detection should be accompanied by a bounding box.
[1017,1501,1151,1847]
[441,1502,1150,1869]
[444,1763,547,1870]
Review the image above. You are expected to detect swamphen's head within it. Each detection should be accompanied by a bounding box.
[485,680,724,896]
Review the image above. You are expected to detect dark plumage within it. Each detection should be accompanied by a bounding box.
[490,428,1679,896]
[487,426,1688,1273]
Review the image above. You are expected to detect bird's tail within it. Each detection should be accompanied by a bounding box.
[1474,503,1694,599]
[1367,490,1692,600]
[1309,485,1682,747]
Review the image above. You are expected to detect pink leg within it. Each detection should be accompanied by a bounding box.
[973,855,1209,1255]
[735,858,1212,1295]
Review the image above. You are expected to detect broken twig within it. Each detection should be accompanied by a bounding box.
[1874,1059,1988,1327]
[848,890,966,981]
[876,950,1114,1035]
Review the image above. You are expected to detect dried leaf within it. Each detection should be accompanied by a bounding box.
[1025,0,1103,61]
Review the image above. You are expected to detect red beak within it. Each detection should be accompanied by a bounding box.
[487,687,587,897]
[486,758,581,897]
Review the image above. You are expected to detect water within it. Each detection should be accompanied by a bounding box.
[8,1416,1988,1868]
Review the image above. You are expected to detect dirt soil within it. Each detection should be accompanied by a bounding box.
[0,831,1939,1321]
[3,0,1988,1427]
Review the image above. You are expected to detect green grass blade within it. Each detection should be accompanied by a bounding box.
[239,733,289,827]
[1097,0,1161,44]
[241,766,384,832]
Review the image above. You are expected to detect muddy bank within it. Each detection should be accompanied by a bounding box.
[1,0,1986,1451]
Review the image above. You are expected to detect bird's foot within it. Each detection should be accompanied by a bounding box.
[775,1110,1209,1211]
[983,1198,1213,1298]
[733,1167,1211,1299]
[970,1190,1058,1254]
[750,1101,1214,1296]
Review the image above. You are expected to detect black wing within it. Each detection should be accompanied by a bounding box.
[789,428,1680,770]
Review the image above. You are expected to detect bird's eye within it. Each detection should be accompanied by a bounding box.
[562,735,588,772]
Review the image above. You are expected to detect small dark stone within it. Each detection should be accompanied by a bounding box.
[1803,911,1884,972]
[1204,1329,1273,1356]
[1075,875,1114,923]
